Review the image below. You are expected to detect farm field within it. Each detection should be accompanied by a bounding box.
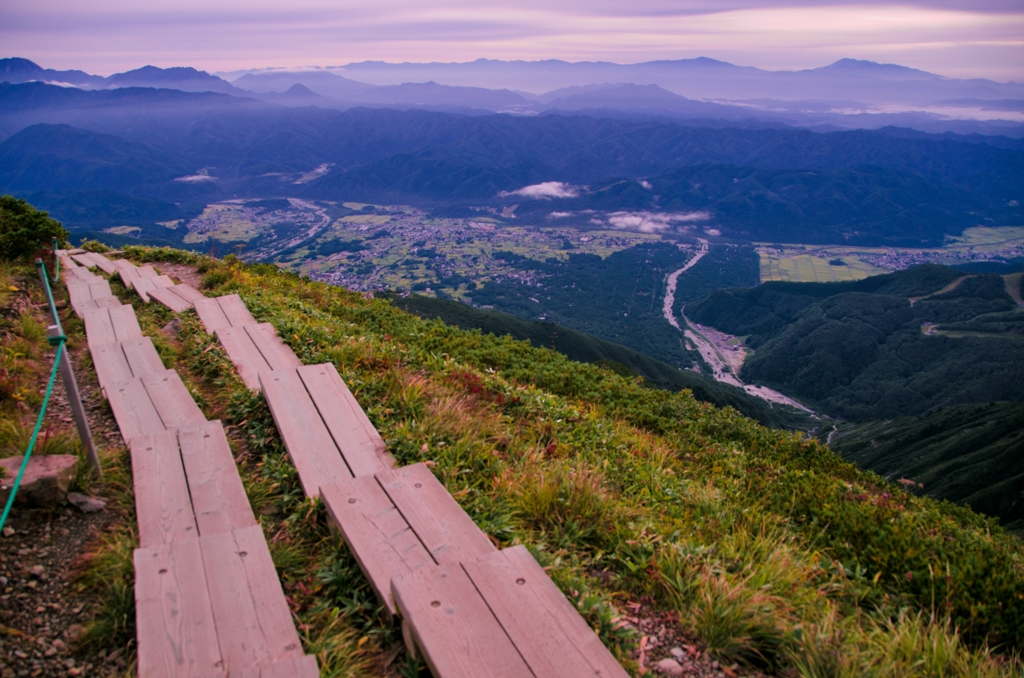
[757,225,1024,283]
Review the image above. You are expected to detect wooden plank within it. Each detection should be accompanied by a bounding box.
[109,303,143,342]
[90,342,134,390]
[298,363,393,477]
[169,284,207,304]
[107,377,165,443]
[122,337,166,378]
[151,274,175,288]
[69,265,94,280]
[116,263,142,291]
[258,369,351,497]
[134,276,157,303]
[245,324,301,371]
[142,370,206,430]
[179,422,257,537]
[139,265,159,278]
[320,477,434,615]
[391,564,532,678]
[71,253,96,268]
[194,297,231,334]
[66,278,90,315]
[88,253,120,275]
[378,463,494,565]
[134,541,224,678]
[150,286,194,313]
[216,327,273,390]
[235,655,319,678]
[217,294,257,327]
[199,526,305,671]
[131,429,199,549]
[83,307,117,351]
[462,546,628,678]
[87,276,113,301]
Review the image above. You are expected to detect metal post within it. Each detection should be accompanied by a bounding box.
[47,325,101,478]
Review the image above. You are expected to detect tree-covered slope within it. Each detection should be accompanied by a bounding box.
[387,291,811,429]
[829,402,1024,532]
[687,265,1024,420]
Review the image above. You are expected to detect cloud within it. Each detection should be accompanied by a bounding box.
[604,210,710,232]
[500,181,579,199]
[548,211,574,217]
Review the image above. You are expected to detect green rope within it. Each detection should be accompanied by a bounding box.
[0,338,66,533]
[34,259,62,331]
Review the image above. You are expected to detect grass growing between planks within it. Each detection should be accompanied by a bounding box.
[125,247,1024,676]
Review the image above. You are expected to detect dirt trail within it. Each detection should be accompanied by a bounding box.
[909,275,973,306]
[1004,272,1024,307]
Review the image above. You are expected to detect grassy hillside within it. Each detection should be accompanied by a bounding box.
[830,402,1024,533]
[387,292,813,430]
[687,265,1024,420]
[113,246,1024,675]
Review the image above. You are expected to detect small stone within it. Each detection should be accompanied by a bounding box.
[161,318,182,337]
[2,527,13,537]
[65,624,83,643]
[63,659,75,669]
[67,669,82,677]
[52,639,66,650]
[30,566,45,578]
[669,647,685,660]
[66,493,106,513]
[44,648,57,658]
[654,658,684,676]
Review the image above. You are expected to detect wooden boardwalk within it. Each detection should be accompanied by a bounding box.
[60,253,317,678]
[70,252,627,678]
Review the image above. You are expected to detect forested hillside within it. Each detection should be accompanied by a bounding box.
[830,402,1024,532]
[687,265,1024,420]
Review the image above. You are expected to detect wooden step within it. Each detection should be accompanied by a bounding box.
[84,304,142,351]
[391,564,533,678]
[178,422,257,537]
[377,463,494,566]
[134,274,175,304]
[194,297,231,334]
[297,363,394,477]
[245,324,301,371]
[150,285,194,313]
[106,377,165,443]
[70,253,96,269]
[259,369,352,497]
[87,252,120,275]
[170,284,207,305]
[199,526,305,672]
[142,370,207,430]
[74,295,122,316]
[217,294,257,327]
[321,475,434,615]
[216,326,273,390]
[131,430,199,549]
[122,337,166,378]
[461,546,629,678]
[68,265,94,280]
[134,540,224,678]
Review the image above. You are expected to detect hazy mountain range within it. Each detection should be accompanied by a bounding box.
[3,56,1023,137]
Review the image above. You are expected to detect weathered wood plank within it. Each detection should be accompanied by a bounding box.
[68,265,94,280]
[87,276,113,301]
[109,303,143,342]
[391,564,532,678]
[245,324,301,371]
[133,276,157,303]
[121,337,166,378]
[66,278,91,315]
[134,541,224,678]
[139,264,158,278]
[88,253,120,275]
[462,546,629,678]
[217,294,256,327]
[179,422,257,537]
[235,655,319,678]
[169,284,207,304]
[320,476,434,615]
[71,253,95,268]
[150,286,193,313]
[298,363,393,477]
[106,377,165,443]
[258,369,351,497]
[377,463,494,565]
[90,343,134,390]
[116,263,142,291]
[200,526,305,672]
[194,297,231,334]
[142,370,206,430]
[216,327,273,390]
[83,307,117,351]
[131,430,199,549]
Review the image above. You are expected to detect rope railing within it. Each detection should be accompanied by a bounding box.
[0,334,65,533]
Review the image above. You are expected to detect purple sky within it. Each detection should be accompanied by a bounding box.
[3,1,1022,81]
